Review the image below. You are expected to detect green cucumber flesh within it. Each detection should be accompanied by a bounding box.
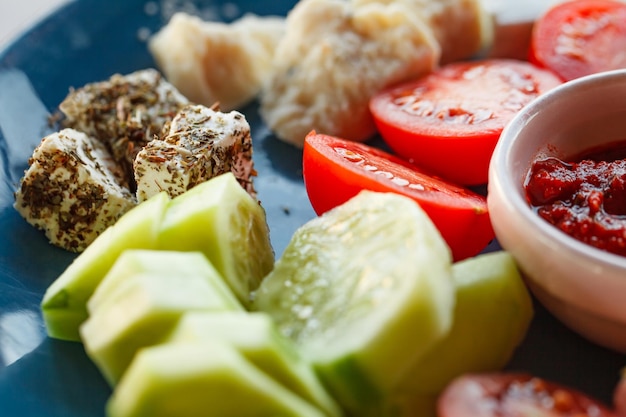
[386,251,534,416]
[167,311,342,417]
[80,252,243,385]
[41,192,170,341]
[253,191,455,416]
[158,173,274,308]
[106,342,328,417]
[87,249,241,314]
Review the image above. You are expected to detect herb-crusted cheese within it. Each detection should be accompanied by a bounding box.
[14,128,136,252]
[59,69,189,186]
[133,104,256,202]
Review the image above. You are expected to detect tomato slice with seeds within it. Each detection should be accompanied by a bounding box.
[439,373,617,417]
[369,59,562,185]
[302,131,494,261]
[530,0,626,82]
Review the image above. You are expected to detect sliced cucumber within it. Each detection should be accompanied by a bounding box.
[386,251,534,416]
[41,192,170,341]
[42,172,274,341]
[86,249,240,314]
[158,173,274,308]
[80,250,243,386]
[253,190,455,416]
[167,311,343,417]
[106,342,328,417]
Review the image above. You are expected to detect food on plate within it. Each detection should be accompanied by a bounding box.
[529,0,626,81]
[86,250,239,313]
[149,12,285,111]
[354,0,492,64]
[386,251,533,416]
[59,68,189,185]
[68,190,536,416]
[13,128,136,252]
[369,58,562,185]
[438,373,617,417]
[106,342,328,417]
[152,0,492,148]
[16,69,262,252]
[302,132,494,261]
[134,104,256,203]
[41,173,273,341]
[525,144,626,257]
[42,192,170,342]
[259,0,440,147]
[166,312,343,417]
[80,250,243,386]
[253,190,456,416]
[156,172,274,308]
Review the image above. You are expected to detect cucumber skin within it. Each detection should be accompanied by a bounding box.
[41,192,170,341]
[157,173,274,308]
[80,250,244,386]
[385,251,534,416]
[106,342,328,417]
[166,311,344,417]
[41,173,274,341]
[254,191,456,417]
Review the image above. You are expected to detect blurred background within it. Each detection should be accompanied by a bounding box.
[0,0,69,46]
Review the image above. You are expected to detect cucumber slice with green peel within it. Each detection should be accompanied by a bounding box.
[167,311,343,417]
[158,173,274,308]
[80,251,244,386]
[41,192,170,341]
[385,251,534,416]
[87,250,241,314]
[106,342,328,417]
[252,190,455,416]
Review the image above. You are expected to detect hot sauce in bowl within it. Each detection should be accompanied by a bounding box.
[525,141,626,257]
[487,69,626,353]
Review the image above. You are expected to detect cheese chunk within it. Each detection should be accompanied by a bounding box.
[14,128,136,252]
[259,0,440,147]
[59,69,189,184]
[355,0,492,63]
[149,12,285,111]
[133,104,256,202]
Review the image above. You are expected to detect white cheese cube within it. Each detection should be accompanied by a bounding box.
[133,104,256,202]
[59,69,189,182]
[14,128,136,252]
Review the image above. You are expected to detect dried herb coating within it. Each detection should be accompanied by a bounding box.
[14,129,136,252]
[59,69,189,189]
[16,69,261,253]
[134,104,257,202]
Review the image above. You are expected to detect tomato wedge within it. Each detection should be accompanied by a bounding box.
[302,131,494,261]
[369,59,562,185]
[439,373,617,417]
[530,0,626,81]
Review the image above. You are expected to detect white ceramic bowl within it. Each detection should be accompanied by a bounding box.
[488,69,626,353]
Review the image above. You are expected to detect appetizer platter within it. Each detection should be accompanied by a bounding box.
[1,0,625,416]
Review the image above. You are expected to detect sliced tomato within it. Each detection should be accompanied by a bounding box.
[302,131,494,261]
[439,373,617,417]
[369,59,562,185]
[530,0,626,82]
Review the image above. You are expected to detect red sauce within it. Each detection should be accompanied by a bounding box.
[525,141,626,257]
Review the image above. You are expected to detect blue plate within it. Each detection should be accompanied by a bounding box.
[0,1,623,416]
